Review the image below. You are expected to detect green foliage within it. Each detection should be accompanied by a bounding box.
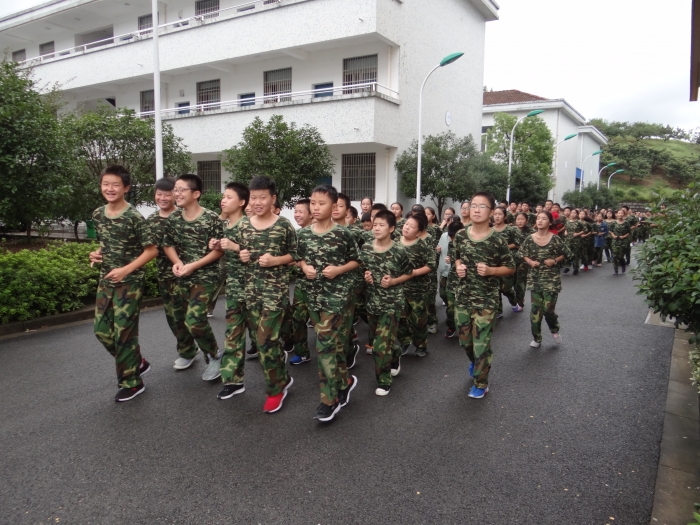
[601,141,652,182]
[0,242,158,324]
[562,184,618,210]
[688,510,700,525]
[591,118,688,142]
[635,186,700,391]
[221,115,335,208]
[199,191,224,214]
[396,132,506,216]
[486,113,554,203]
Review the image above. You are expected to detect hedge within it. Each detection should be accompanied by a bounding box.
[0,242,159,324]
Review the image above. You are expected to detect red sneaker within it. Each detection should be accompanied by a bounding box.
[263,377,293,413]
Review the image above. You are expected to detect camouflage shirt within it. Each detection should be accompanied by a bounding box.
[453,226,515,310]
[92,204,155,288]
[427,224,442,249]
[401,237,436,299]
[446,240,459,288]
[233,216,298,312]
[297,224,360,314]
[610,220,631,244]
[163,207,224,286]
[518,234,572,293]
[360,241,412,315]
[222,217,246,303]
[526,212,537,227]
[510,226,532,263]
[391,218,406,241]
[625,214,639,229]
[146,212,175,281]
[505,211,516,225]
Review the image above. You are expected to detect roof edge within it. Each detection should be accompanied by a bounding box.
[483,98,588,126]
[469,0,499,21]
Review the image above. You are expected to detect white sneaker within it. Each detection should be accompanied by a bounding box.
[427,324,437,334]
[375,386,390,396]
[202,355,222,381]
[552,333,562,345]
[365,345,373,355]
[207,311,214,318]
[391,357,401,377]
[173,354,197,370]
[530,340,541,348]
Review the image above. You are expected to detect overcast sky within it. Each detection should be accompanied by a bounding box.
[3,0,699,129]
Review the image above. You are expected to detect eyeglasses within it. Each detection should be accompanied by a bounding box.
[470,204,491,210]
[172,188,192,194]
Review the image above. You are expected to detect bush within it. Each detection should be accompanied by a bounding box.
[199,191,223,214]
[0,242,159,324]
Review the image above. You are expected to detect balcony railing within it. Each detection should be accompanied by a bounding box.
[136,82,399,120]
[18,0,303,67]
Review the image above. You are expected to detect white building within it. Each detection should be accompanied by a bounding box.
[482,90,608,204]
[1,0,499,209]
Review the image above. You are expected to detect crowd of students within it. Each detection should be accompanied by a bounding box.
[89,164,645,423]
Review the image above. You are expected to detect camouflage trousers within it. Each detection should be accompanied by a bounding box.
[530,290,559,343]
[513,262,528,307]
[426,268,439,326]
[94,282,144,389]
[207,271,226,314]
[623,240,632,264]
[173,282,219,359]
[248,307,290,396]
[339,295,356,361]
[612,240,627,270]
[605,237,613,261]
[455,307,496,389]
[219,298,253,385]
[280,284,309,358]
[158,279,197,357]
[497,276,518,314]
[368,311,400,387]
[353,281,367,326]
[593,246,604,264]
[398,296,428,350]
[309,310,349,406]
[440,277,456,331]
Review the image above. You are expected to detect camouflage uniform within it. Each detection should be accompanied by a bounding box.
[391,218,406,241]
[233,216,296,396]
[444,240,459,331]
[348,223,368,327]
[280,271,309,358]
[360,241,412,387]
[426,224,442,327]
[567,219,583,271]
[163,208,223,360]
[453,227,515,389]
[92,204,155,389]
[147,213,197,357]
[610,220,631,271]
[517,234,572,343]
[511,226,531,307]
[505,211,516,225]
[526,212,537,228]
[624,214,638,264]
[297,224,359,406]
[493,226,519,313]
[397,237,435,352]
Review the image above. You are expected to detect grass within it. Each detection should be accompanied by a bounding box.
[642,138,700,160]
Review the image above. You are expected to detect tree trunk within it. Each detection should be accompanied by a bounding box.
[74,221,80,241]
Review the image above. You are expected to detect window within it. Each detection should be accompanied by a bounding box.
[341,153,376,201]
[12,49,26,62]
[140,89,155,114]
[195,0,219,19]
[239,93,255,107]
[314,82,334,98]
[264,68,292,104]
[197,79,220,110]
[343,54,377,94]
[138,14,153,32]
[39,41,55,59]
[263,0,278,4]
[197,161,221,192]
[177,101,190,115]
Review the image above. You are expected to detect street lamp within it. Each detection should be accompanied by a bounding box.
[597,162,617,190]
[152,0,163,179]
[550,133,578,201]
[579,149,602,192]
[416,52,464,203]
[607,169,625,188]
[506,109,545,203]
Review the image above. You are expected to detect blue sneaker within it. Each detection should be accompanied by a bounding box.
[290,355,310,365]
[468,385,488,399]
[469,362,474,378]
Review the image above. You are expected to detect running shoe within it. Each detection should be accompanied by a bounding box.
[173,354,197,370]
[138,358,151,376]
[290,354,311,365]
[468,386,488,399]
[347,342,360,370]
[217,384,245,400]
[427,324,437,334]
[512,305,523,313]
[552,333,562,345]
[496,313,504,319]
[445,328,456,338]
[391,357,401,377]
[338,375,358,407]
[365,344,373,355]
[115,384,145,402]
[202,355,222,381]
[530,340,541,348]
[245,346,258,359]
[621,265,627,274]
[263,377,293,413]
[207,311,214,318]
[414,347,428,357]
[375,386,390,396]
[469,362,474,378]
[314,402,340,422]
[400,344,410,356]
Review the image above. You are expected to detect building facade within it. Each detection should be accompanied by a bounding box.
[1,0,499,209]
[482,90,608,205]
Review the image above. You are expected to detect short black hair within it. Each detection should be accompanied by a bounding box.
[622,205,630,211]
[545,199,553,205]
[249,175,276,195]
[361,196,374,205]
[295,198,311,212]
[553,202,561,208]
[311,184,338,203]
[470,191,495,210]
[374,209,396,229]
[177,174,203,195]
[337,192,351,209]
[515,212,529,221]
[564,206,572,211]
[226,181,250,208]
[406,211,427,232]
[100,164,131,186]
[361,212,371,223]
[371,203,387,212]
[348,206,358,219]
[447,220,465,238]
[154,176,175,192]
[391,202,404,212]
[411,204,425,213]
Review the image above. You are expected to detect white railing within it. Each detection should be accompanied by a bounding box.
[136,82,400,120]
[18,0,296,67]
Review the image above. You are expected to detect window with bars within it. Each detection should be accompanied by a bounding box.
[39,41,55,58]
[263,0,278,4]
[343,54,377,94]
[140,89,155,114]
[264,68,292,104]
[341,153,376,201]
[195,0,219,19]
[138,14,153,32]
[12,49,26,62]
[197,79,220,110]
[197,161,222,192]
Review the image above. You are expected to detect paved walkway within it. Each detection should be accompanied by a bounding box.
[0,261,674,524]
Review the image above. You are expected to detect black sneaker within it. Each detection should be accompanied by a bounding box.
[314,402,340,422]
[400,344,410,356]
[414,347,428,357]
[246,346,258,359]
[138,358,151,376]
[114,384,145,402]
[306,319,313,328]
[338,375,358,407]
[347,342,360,370]
[283,341,294,353]
[563,267,570,274]
[217,384,245,400]
[621,265,627,274]
[352,329,359,342]
[572,269,579,276]
[445,329,456,338]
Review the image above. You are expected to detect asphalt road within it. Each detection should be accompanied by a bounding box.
[0,257,674,525]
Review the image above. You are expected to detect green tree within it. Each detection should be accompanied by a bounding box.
[221,115,335,208]
[601,141,652,183]
[0,60,76,239]
[396,132,506,217]
[485,113,554,203]
[562,184,618,210]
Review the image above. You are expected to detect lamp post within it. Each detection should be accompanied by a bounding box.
[579,149,602,192]
[607,169,625,188]
[550,133,577,201]
[416,52,464,203]
[506,109,545,203]
[597,162,617,190]
[152,0,163,179]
